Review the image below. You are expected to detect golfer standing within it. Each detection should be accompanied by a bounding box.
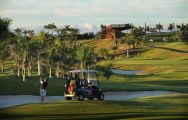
[40,74,48,102]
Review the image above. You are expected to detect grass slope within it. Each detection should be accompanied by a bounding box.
[0,42,188,94]
[0,94,187,120]
[136,42,188,60]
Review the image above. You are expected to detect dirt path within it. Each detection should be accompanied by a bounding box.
[0,91,177,108]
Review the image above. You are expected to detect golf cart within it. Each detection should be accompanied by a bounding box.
[64,70,104,101]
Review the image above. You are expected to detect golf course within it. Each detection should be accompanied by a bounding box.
[1,0,188,118]
[0,40,188,119]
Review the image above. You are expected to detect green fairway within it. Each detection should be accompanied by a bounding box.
[0,94,187,120]
[0,42,188,95]
[96,42,188,93]
[0,75,65,96]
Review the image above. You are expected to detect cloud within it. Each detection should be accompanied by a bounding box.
[82,23,94,31]
[80,23,99,33]
[0,0,187,32]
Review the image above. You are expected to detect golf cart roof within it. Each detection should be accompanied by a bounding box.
[69,70,97,73]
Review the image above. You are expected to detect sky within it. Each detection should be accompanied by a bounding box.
[0,0,188,33]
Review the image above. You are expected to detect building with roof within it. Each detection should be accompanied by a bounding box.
[100,24,132,39]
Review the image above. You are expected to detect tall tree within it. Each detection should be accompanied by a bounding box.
[76,44,92,70]
[172,32,182,42]
[0,17,12,42]
[12,28,23,76]
[33,31,46,76]
[19,30,31,81]
[103,64,113,83]
[0,17,11,73]
[168,23,175,32]
[131,27,145,49]
[44,23,57,35]
[156,23,163,34]
[122,33,134,58]
[98,48,109,60]
[0,41,10,73]
[111,29,118,47]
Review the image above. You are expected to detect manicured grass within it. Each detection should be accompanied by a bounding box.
[95,42,188,93]
[0,42,188,95]
[0,75,66,96]
[0,41,188,119]
[0,73,188,95]
[1,62,188,95]
[0,94,187,120]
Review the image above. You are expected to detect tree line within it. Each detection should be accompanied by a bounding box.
[0,17,188,81]
[0,18,96,81]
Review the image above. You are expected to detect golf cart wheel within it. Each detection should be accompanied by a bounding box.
[65,97,72,100]
[87,97,94,100]
[77,94,84,101]
[97,93,104,101]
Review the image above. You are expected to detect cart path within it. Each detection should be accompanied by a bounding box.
[0,91,177,108]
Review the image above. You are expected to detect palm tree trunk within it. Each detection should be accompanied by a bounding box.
[56,63,60,78]
[49,64,52,78]
[80,61,84,78]
[80,61,84,70]
[23,66,26,81]
[1,63,4,74]
[30,65,32,76]
[22,66,24,76]
[38,60,41,76]
[17,64,20,76]
[27,64,31,77]
[126,45,129,58]
[38,52,41,76]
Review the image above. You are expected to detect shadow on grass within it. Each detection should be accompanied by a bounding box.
[154,46,188,53]
[1,112,187,120]
[136,80,188,87]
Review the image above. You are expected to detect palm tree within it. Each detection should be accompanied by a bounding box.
[27,35,38,77]
[103,64,113,83]
[111,29,118,47]
[172,32,182,42]
[122,33,134,58]
[0,41,10,73]
[0,17,12,42]
[0,17,11,73]
[12,28,23,77]
[19,30,31,81]
[176,23,188,36]
[44,23,57,35]
[46,39,56,78]
[145,25,150,33]
[33,31,46,76]
[76,44,92,70]
[111,45,117,54]
[156,23,163,34]
[149,27,157,33]
[131,27,145,49]
[71,28,79,39]
[98,48,109,60]
[168,23,175,32]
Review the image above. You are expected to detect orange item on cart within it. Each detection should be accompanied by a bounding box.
[68,79,76,94]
